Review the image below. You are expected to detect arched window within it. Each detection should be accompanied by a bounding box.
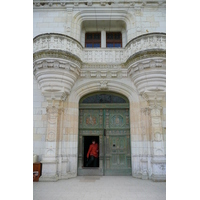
[80,92,128,104]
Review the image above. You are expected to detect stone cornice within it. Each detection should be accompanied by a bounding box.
[80,69,128,79]
[126,49,166,69]
[33,1,166,9]
[33,50,82,69]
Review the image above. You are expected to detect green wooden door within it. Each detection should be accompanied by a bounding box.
[78,93,131,176]
[104,109,131,175]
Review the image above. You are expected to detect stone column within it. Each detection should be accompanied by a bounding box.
[148,99,166,181]
[40,101,63,181]
[81,29,85,47]
[101,29,106,48]
[140,107,151,180]
[122,29,127,47]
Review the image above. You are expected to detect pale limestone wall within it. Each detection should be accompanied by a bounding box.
[127,6,166,41]
[33,10,67,37]
[33,76,47,161]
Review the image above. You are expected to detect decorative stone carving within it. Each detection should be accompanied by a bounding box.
[33,1,166,9]
[46,106,59,142]
[100,80,108,90]
[87,1,93,6]
[60,3,66,6]
[128,55,166,95]
[33,53,81,100]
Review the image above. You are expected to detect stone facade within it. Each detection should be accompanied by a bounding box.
[33,0,166,181]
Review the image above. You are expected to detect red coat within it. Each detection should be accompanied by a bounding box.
[87,143,99,158]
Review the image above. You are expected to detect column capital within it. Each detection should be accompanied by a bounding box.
[141,90,165,106]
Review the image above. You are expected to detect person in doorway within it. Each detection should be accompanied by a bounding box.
[86,139,99,167]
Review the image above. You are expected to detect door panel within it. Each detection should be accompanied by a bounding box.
[104,131,131,175]
[79,109,103,129]
[105,109,129,129]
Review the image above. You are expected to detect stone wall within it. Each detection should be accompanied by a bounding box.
[33,76,47,162]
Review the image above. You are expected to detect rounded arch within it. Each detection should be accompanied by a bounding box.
[68,79,139,104]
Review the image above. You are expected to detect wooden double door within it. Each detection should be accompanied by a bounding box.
[78,106,131,176]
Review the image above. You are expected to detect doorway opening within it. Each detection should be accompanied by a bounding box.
[83,136,99,167]
[78,92,131,176]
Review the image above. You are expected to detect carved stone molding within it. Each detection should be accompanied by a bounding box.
[80,69,127,79]
[33,50,82,68]
[100,80,108,90]
[128,52,166,95]
[141,90,165,105]
[33,1,166,9]
[33,53,81,100]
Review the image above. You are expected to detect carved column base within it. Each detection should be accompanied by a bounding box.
[59,156,72,179]
[39,160,58,182]
[151,158,166,182]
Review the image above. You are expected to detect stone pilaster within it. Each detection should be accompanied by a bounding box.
[147,93,166,181]
[101,30,106,48]
[40,101,63,181]
[140,107,151,179]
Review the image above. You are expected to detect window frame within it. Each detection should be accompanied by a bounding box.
[85,32,101,48]
[106,32,122,48]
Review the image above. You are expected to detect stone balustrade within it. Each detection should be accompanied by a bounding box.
[33,33,83,60]
[124,33,166,61]
[33,33,166,64]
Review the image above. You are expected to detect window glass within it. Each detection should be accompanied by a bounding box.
[86,34,93,40]
[94,34,100,40]
[94,43,101,47]
[107,33,113,39]
[107,43,114,48]
[114,43,121,48]
[86,43,93,47]
[115,33,121,39]
[106,32,122,48]
[85,32,101,48]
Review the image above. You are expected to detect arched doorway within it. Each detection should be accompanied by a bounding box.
[78,92,131,176]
